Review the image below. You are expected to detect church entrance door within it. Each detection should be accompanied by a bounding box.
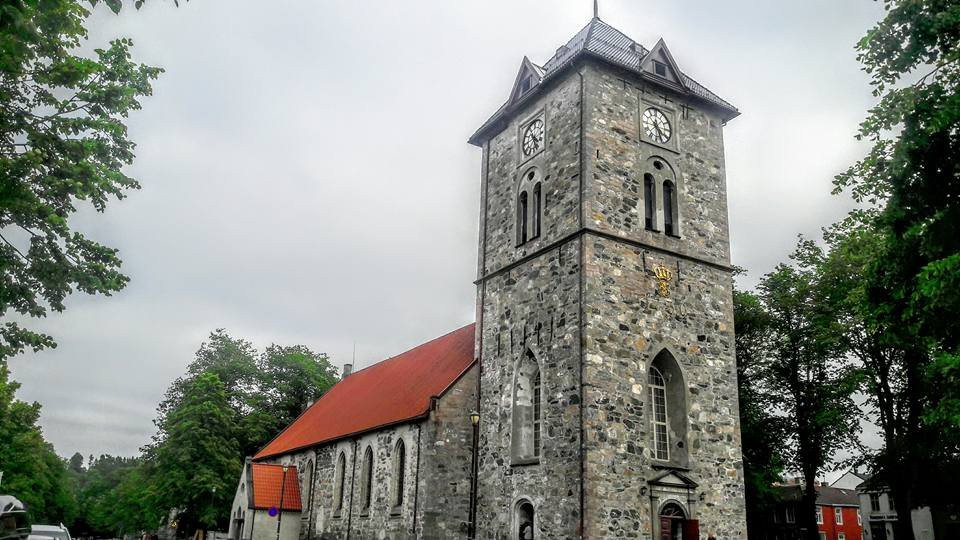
[658,503,699,540]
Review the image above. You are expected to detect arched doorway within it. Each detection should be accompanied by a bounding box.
[658,502,687,540]
[515,499,535,540]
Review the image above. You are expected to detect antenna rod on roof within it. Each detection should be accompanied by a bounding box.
[593,0,599,18]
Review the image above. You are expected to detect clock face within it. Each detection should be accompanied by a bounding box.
[522,119,544,156]
[642,108,672,144]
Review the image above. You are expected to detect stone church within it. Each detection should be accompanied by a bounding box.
[230,12,746,540]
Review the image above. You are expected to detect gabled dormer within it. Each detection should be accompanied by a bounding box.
[640,38,688,91]
[508,56,545,105]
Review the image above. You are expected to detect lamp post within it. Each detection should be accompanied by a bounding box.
[276,465,289,540]
[468,410,480,539]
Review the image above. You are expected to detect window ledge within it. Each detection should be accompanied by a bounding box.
[511,457,541,467]
[651,463,690,472]
[332,511,342,519]
[390,506,403,517]
[359,509,369,518]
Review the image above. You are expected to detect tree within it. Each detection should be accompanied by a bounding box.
[733,283,785,539]
[755,243,862,540]
[0,0,161,360]
[0,361,75,522]
[258,344,338,432]
[832,2,960,537]
[152,373,241,532]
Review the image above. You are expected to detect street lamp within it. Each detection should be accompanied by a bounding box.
[276,465,289,540]
[468,411,480,539]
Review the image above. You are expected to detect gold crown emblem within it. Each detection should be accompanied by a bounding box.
[653,264,672,297]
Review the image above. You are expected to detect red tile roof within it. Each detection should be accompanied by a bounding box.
[254,324,476,460]
[251,463,302,511]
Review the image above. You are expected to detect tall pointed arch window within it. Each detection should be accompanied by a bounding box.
[511,350,542,463]
[648,366,669,460]
[393,439,406,509]
[648,349,689,466]
[644,173,656,230]
[360,446,373,513]
[663,180,676,236]
[334,451,346,513]
[517,169,543,245]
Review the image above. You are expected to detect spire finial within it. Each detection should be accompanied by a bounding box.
[593,0,599,18]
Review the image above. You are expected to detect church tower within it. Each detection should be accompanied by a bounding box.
[468,14,746,540]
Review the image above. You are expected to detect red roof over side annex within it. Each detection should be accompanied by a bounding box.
[251,463,302,511]
[254,323,476,460]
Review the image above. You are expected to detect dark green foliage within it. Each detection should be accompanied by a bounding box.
[0,0,161,360]
[832,1,960,538]
[736,246,863,540]
[152,373,241,531]
[0,361,76,522]
[733,285,785,540]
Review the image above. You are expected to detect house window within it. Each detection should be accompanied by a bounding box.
[816,506,823,524]
[649,365,669,460]
[888,494,895,512]
[511,351,542,463]
[516,499,535,540]
[360,446,373,512]
[857,508,862,525]
[773,508,781,523]
[334,452,346,513]
[654,60,667,77]
[643,173,656,230]
[663,180,676,236]
[835,506,843,525]
[870,493,880,512]
[786,506,796,523]
[393,439,406,508]
[819,533,827,540]
[839,534,846,540]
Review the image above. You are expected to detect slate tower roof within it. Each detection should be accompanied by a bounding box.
[469,17,739,145]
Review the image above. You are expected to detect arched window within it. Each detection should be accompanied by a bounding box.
[360,446,373,512]
[532,182,542,238]
[644,173,656,230]
[518,191,529,244]
[303,459,314,510]
[663,180,676,236]
[334,452,346,512]
[393,439,406,508]
[648,350,689,466]
[515,499,535,540]
[511,351,542,462]
[648,366,669,460]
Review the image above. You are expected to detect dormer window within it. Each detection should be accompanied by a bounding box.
[653,61,667,77]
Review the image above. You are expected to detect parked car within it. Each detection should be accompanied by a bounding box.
[26,525,70,540]
[0,496,29,540]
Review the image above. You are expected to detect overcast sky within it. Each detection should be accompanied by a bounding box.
[9,0,886,473]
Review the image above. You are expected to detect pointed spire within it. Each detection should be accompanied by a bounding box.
[593,0,599,19]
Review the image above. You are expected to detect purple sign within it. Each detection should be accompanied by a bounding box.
[268,506,278,517]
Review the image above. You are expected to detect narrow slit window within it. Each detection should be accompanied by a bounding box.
[644,173,655,230]
[532,182,542,238]
[649,366,669,460]
[518,191,529,244]
[361,446,373,511]
[394,439,406,507]
[533,370,542,457]
[663,180,676,236]
[334,452,346,511]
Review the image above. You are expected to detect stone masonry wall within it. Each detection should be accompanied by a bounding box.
[476,239,583,539]
[476,63,587,539]
[581,62,732,267]
[579,59,746,539]
[416,367,478,539]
